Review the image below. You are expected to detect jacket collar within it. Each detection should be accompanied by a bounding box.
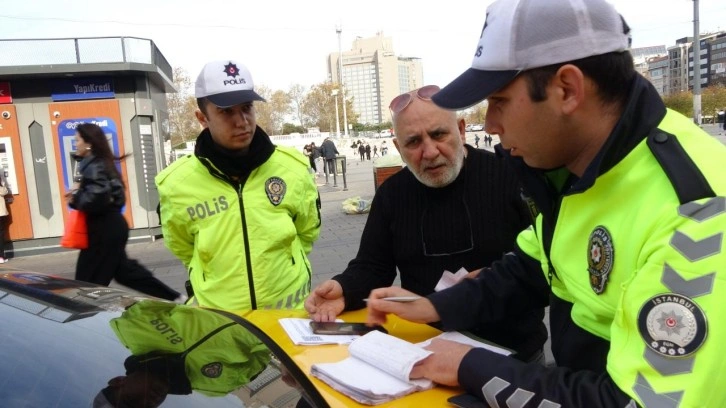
[194,126,275,183]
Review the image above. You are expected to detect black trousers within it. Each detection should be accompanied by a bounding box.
[75,211,179,300]
[0,215,6,258]
[309,157,317,172]
[323,159,336,174]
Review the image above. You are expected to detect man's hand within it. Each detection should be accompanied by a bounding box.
[305,280,345,322]
[464,268,481,279]
[410,339,472,387]
[365,287,440,326]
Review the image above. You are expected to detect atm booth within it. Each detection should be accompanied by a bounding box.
[0,37,175,257]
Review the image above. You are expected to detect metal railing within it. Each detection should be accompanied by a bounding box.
[0,36,172,80]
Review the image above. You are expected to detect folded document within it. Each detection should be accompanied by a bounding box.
[311,330,433,405]
[310,330,512,405]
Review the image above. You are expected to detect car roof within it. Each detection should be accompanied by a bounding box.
[0,271,326,408]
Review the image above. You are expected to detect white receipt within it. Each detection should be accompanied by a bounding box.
[434,267,469,291]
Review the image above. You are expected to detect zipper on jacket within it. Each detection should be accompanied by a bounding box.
[237,183,257,309]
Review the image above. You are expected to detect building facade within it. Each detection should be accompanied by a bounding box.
[328,32,423,126]
[632,45,667,77]
[667,40,692,95]
[647,55,670,96]
[709,33,726,87]
[0,37,174,256]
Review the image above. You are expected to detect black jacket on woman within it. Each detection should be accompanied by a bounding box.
[71,154,124,214]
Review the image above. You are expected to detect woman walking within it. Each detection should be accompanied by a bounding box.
[66,123,183,302]
[0,171,9,263]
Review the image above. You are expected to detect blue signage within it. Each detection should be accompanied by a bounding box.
[52,77,114,101]
[58,117,126,213]
[58,117,121,191]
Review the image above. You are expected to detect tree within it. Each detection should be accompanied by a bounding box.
[269,90,292,135]
[253,87,291,135]
[662,85,726,121]
[461,101,488,126]
[301,82,359,133]
[282,123,306,134]
[702,84,726,122]
[301,82,337,132]
[167,67,201,147]
[288,84,307,127]
[254,85,274,134]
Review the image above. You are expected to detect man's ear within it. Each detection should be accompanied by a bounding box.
[457,118,466,144]
[392,137,401,153]
[195,109,209,129]
[554,64,585,115]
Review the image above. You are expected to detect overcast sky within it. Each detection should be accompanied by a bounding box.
[1,0,724,92]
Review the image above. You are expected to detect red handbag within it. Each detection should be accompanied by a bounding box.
[60,209,88,249]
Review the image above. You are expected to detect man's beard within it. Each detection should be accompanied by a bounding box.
[410,148,465,188]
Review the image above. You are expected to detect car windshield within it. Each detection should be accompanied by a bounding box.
[0,273,324,408]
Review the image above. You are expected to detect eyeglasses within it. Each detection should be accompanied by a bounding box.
[389,85,441,115]
[421,197,474,257]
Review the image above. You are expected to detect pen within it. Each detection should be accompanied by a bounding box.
[363,296,422,303]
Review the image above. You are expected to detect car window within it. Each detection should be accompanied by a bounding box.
[0,273,325,408]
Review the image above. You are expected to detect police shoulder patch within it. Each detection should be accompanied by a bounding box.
[587,225,614,294]
[265,177,286,206]
[637,293,707,358]
[201,362,223,378]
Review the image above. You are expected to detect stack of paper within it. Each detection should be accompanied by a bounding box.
[417,331,512,356]
[279,318,360,345]
[311,330,434,405]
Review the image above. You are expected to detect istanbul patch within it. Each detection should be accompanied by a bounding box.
[265,177,286,206]
[637,293,707,358]
[587,226,614,294]
[201,362,223,378]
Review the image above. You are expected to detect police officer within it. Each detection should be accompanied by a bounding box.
[366,0,726,406]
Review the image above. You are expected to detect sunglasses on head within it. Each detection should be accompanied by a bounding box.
[389,85,441,114]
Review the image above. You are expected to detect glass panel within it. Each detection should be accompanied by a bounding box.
[77,38,124,63]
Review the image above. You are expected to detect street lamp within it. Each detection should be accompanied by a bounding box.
[331,89,341,138]
[336,25,349,137]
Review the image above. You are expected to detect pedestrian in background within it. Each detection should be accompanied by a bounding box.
[156,59,321,311]
[320,137,339,176]
[68,123,182,302]
[309,142,320,175]
[357,142,365,162]
[303,143,318,176]
[0,171,9,263]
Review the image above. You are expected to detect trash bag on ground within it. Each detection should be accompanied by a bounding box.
[342,196,372,214]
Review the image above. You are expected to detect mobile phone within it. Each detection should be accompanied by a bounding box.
[309,321,387,335]
[447,393,486,408]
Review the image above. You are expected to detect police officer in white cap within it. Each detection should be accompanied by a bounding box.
[156,60,321,312]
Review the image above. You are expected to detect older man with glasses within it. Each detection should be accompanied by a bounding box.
[305,85,547,363]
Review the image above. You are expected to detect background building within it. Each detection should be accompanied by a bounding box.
[328,32,423,126]
[708,33,726,87]
[646,55,670,96]
[667,39,692,94]
[632,45,667,77]
[0,36,174,256]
